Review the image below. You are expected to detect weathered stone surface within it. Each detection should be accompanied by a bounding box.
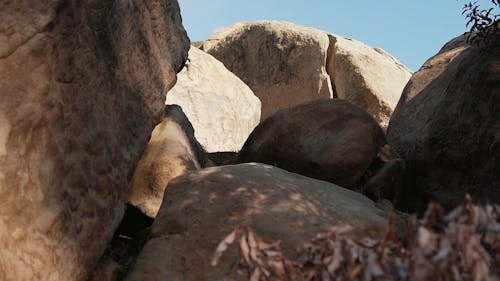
[326,34,412,128]
[202,21,333,120]
[0,1,189,280]
[89,257,121,281]
[387,35,500,212]
[202,21,411,126]
[235,99,404,202]
[166,47,261,152]
[127,105,206,218]
[125,163,401,281]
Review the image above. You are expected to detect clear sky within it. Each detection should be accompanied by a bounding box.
[178,0,492,71]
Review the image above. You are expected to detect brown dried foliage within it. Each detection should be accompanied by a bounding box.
[212,196,500,281]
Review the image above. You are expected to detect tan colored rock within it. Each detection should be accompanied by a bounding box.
[203,21,333,120]
[326,35,412,128]
[166,47,261,152]
[387,35,500,212]
[202,21,411,127]
[0,1,189,280]
[127,105,206,218]
[125,163,402,281]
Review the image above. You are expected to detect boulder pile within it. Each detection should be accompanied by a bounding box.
[2,3,496,280]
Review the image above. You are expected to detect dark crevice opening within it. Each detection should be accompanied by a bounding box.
[325,36,338,99]
[92,204,154,280]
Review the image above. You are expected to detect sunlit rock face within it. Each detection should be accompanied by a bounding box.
[202,21,411,127]
[202,21,334,120]
[0,0,189,279]
[166,46,261,153]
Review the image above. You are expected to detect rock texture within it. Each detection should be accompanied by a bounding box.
[202,21,334,120]
[127,105,206,218]
[125,163,400,281]
[202,21,411,125]
[0,1,189,280]
[387,35,500,212]
[327,35,412,128]
[166,47,261,152]
[235,99,404,202]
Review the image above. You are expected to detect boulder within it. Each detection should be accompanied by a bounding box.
[166,47,261,152]
[0,1,189,280]
[202,21,334,120]
[387,35,500,212]
[235,99,404,202]
[202,21,412,126]
[127,105,206,218]
[326,35,412,128]
[125,163,402,281]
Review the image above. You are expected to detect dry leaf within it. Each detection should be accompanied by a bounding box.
[250,267,262,281]
[211,229,238,266]
[241,236,251,264]
[213,196,500,281]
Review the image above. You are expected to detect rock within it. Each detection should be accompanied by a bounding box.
[387,35,500,212]
[125,163,402,281]
[235,99,404,202]
[0,1,189,280]
[202,21,412,126]
[202,21,334,120]
[89,257,121,281]
[166,47,261,152]
[326,35,412,128]
[127,105,206,218]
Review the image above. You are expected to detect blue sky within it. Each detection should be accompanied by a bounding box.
[178,0,492,71]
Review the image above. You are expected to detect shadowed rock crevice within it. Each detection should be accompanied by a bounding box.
[91,204,154,281]
[325,34,338,98]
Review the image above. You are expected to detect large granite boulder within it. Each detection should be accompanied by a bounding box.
[387,35,500,212]
[202,21,334,120]
[166,47,261,152]
[0,1,189,280]
[127,105,206,218]
[202,21,411,126]
[326,34,412,128]
[125,163,402,281]
[235,99,404,203]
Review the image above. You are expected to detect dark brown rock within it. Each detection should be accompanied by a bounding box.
[235,99,404,202]
[387,35,500,212]
[0,1,189,280]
